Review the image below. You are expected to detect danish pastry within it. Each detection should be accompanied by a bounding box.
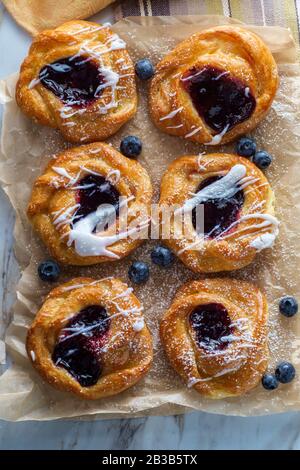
[16,20,137,143]
[27,142,152,265]
[27,277,153,399]
[149,26,278,145]
[159,153,279,272]
[160,278,268,398]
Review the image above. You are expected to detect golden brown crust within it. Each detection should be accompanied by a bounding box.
[16,20,137,143]
[27,142,152,265]
[160,278,268,398]
[159,153,277,273]
[26,277,153,400]
[149,26,278,145]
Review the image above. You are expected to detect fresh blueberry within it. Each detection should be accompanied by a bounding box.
[135,58,155,80]
[252,150,272,169]
[120,136,142,158]
[279,296,298,317]
[128,261,150,284]
[38,260,60,282]
[151,245,174,267]
[275,362,296,384]
[236,137,257,157]
[262,373,279,391]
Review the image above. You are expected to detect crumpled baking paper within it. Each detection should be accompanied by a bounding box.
[0,16,300,420]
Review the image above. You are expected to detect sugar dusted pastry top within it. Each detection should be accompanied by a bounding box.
[149,25,278,145]
[160,278,269,398]
[16,20,137,143]
[159,153,279,273]
[27,277,153,399]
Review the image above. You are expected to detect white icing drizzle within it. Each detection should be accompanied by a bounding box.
[79,166,101,176]
[59,317,111,343]
[95,67,120,114]
[110,302,144,322]
[62,121,76,127]
[30,350,36,361]
[132,318,145,331]
[120,64,132,71]
[105,33,126,51]
[214,71,230,81]
[67,199,149,258]
[71,23,111,36]
[206,124,230,145]
[28,77,42,89]
[187,365,242,388]
[60,107,86,119]
[53,203,80,229]
[95,68,119,97]
[159,107,183,121]
[28,27,127,116]
[215,213,279,244]
[70,183,95,190]
[111,287,145,333]
[166,124,184,129]
[245,87,250,97]
[181,69,205,82]
[197,153,211,171]
[178,238,204,255]
[175,164,279,251]
[112,287,133,300]
[107,169,121,184]
[178,164,248,214]
[244,182,268,196]
[58,281,145,352]
[250,232,277,251]
[52,167,81,187]
[88,147,102,154]
[52,165,104,190]
[185,126,201,138]
[61,278,112,292]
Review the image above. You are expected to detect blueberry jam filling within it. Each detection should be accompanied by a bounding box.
[181,66,256,132]
[75,174,120,224]
[189,303,233,351]
[52,305,110,387]
[192,175,244,238]
[39,55,105,107]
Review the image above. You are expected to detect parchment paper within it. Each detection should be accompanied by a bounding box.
[0,15,300,421]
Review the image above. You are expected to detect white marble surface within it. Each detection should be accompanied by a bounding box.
[0,5,300,450]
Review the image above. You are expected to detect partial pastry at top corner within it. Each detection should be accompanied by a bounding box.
[149,25,279,145]
[15,20,137,143]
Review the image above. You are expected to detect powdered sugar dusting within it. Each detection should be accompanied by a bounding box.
[2,21,300,417]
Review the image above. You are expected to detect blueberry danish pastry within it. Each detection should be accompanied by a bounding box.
[27,142,152,265]
[159,153,279,272]
[27,277,153,399]
[160,278,268,398]
[150,26,278,145]
[16,20,137,143]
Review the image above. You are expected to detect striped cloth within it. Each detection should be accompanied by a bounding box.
[113,0,300,51]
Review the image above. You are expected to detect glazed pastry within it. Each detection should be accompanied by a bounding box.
[160,278,268,398]
[27,142,152,265]
[149,26,278,145]
[16,20,137,143]
[27,277,153,399]
[159,153,279,272]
